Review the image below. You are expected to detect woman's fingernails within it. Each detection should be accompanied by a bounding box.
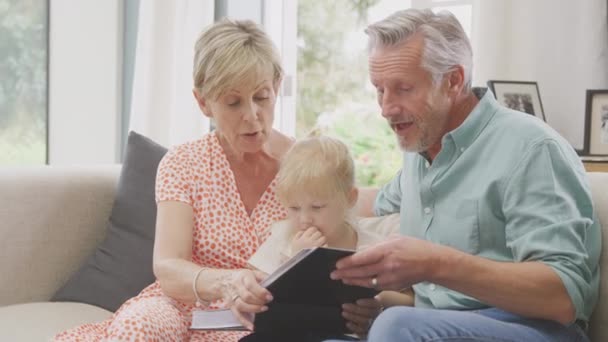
[266,294,273,301]
[260,306,268,312]
[330,272,337,279]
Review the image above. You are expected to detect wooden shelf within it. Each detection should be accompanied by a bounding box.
[583,162,608,172]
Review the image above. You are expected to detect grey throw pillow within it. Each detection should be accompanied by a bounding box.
[52,131,168,312]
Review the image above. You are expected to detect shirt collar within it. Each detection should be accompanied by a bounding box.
[445,89,500,153]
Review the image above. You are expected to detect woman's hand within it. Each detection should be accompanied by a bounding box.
[342,297,384,338]
[291,226,327,253]
[221,269,273,330]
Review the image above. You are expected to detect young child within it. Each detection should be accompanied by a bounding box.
[247,135,413,308]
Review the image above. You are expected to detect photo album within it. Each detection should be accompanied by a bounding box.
[191,247,378,334]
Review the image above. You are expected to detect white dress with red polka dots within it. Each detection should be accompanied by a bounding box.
[54,132,287,342]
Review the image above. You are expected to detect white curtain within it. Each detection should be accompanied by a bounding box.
[128,0,214,148]
[472,0,608,150]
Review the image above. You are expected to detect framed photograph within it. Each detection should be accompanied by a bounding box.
[583,89,608,156]
[487,80,546,122]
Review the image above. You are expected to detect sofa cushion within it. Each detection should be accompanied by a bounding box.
[52,131,167,312]
[0,165,120,306]
[358,213,400,238]
[0,302,112,341]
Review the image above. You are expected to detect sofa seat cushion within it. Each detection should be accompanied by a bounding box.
[0,302,112,341]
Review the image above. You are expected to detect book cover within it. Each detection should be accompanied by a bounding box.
[191,247,377,334]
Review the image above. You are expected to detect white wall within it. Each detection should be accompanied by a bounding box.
[263,0,298,137]
[225,0,262,22]
[473,0,608,150]
[48,0,122,164]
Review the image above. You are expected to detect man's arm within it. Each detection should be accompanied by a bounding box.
[434,248,575,324]
[335,140,599,325]
[435,140,597,324]
[331,237,576,324]
[358,168,404,217]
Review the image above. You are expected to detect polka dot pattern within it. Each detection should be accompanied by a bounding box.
[53,132,287,341]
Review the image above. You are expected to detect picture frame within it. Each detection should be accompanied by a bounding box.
[583,89,608,156]
[487,80,546,122]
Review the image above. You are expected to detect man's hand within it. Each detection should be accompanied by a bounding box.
[330,236,446,291]
[291,226,327,254]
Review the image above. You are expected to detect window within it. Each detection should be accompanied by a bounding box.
[276,0,473,186]
[0,0,48,165]
[295,0,408,186]
[412,0,473,41]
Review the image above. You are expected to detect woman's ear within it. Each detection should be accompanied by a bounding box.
[348,188,359,208]
[273,77,283,96]
[192,88,212,118]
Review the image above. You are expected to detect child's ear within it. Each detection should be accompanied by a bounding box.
[347,188,359,208]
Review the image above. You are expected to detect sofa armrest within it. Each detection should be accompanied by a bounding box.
[0,165,120,306]
[587,172,608,342]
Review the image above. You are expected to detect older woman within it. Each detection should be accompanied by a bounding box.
[54,19,377,342]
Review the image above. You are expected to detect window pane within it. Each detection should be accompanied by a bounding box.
[0,0,48,165]
[297,0,406,187]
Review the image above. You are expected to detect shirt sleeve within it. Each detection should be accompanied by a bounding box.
[374,169,404,216]
[155,147,195,205]
[503,139,601,321]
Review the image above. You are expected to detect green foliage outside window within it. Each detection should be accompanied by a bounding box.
[297,0,402,186]
[0,0,47,165]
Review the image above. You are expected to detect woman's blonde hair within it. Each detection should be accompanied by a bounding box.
[193,18,283,100]
[277,136,355,207]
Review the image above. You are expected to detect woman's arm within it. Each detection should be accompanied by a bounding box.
[153,201,200,302]
[153,201,271,309]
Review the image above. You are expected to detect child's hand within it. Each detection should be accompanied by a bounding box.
[291,226,327,253]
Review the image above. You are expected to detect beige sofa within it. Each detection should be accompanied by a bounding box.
[0,166,606,341]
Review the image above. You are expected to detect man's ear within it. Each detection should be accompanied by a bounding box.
[348,188,359,208]
[446,65,465,96]
[192,88,212,118]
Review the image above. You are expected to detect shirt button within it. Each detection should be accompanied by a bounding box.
[429,284,436,291]
[425,161,430,168]
[460,147,465,152]
[424,207,432,215]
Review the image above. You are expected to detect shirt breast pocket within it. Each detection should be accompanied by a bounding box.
[434,199,480,254]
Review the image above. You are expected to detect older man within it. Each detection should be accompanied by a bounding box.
[329,8,599,342]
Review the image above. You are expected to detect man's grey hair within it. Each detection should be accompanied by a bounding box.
[365,9,473,90]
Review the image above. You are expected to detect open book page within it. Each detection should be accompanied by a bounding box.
[191,309,250,331]
[246,220,293,275]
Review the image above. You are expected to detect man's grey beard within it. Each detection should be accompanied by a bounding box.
[396,132,429,153]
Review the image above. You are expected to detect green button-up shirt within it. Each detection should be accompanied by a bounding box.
[374,91,601,321]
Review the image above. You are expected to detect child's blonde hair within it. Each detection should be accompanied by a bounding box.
[277,136,355,207]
